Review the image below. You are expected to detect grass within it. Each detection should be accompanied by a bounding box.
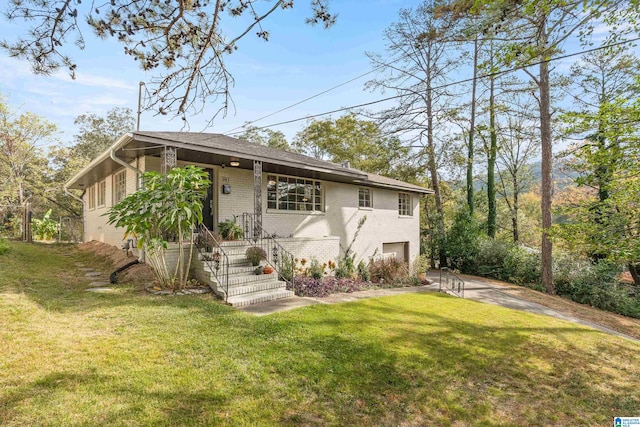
[1,242,639,426]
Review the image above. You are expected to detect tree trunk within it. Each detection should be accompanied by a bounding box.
[425,44,446,268]
[629,263,640,287]
[487,71,497,238]
[467,36,478,215]
[539,22,554,295]
[512,174,519,243]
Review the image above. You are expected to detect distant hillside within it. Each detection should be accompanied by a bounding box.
[459,158,580,192]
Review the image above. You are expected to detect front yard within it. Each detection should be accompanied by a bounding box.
[1,242,639,426]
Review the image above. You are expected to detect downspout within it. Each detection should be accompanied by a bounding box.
[110,138,146,261]
[110,147,142,190]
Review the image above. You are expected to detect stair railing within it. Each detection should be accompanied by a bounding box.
[439,267,465,298]
[241,212,295,289]
[194,223,230,302]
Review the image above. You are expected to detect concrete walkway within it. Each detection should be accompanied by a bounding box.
[427,271,637,341]
[240,272,638,342]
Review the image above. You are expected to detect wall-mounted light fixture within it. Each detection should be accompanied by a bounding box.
[229,157,240,167]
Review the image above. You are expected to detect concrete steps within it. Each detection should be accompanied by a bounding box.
[191,241,294,307]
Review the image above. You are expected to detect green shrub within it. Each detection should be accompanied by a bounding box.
[309,258,324,279]
[552,257,640,317]
[245,246,267,266]
[412,254,430,277]
[218,219,243,240]
[369,257,409,284]
[0,238,10,255]
[357,260,370,282]
[334,263,350,279]
[32,209,59,241]
[474,238,512,279]
[444,209,481,272]
[503,246,540,285]
[277,255,295,282]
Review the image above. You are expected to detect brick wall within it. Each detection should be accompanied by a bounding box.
[82,156,421,266]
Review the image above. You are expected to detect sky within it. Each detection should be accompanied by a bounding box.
[0,0,418,147]
[0,1,637,152]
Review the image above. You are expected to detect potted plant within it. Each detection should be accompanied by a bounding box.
[246,246,267,266]
[218,218,243,240]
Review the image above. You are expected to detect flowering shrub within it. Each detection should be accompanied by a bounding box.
[288,277,369,298]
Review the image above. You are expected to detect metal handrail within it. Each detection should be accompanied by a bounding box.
[194,223,230,302]
[241,212,295,289]
[439,267,465,298]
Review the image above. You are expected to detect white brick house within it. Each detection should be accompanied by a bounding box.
[66,131,432,281]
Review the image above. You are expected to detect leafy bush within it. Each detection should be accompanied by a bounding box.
[218,219,243,240]
[473,238,513,279]
[357,260,370,282]
[552,257,640,318]
[0,238,10,255]
[369,257,409,284]
[308,258,324,279]
[245,246,267,266]
[503,246,540,285]
[279,256,294,282]
[32,209,59,241]
[412,254,430,277]
[106,166,210,290]
[444,209,481,272]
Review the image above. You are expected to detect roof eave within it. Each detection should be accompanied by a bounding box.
[133,133,369,180]
[64,133,134,189]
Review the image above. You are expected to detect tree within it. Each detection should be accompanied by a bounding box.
[479,0,637,294]
[0,99,58,207]
[49,107,135,219]
[367,1,464,267]
[294,114,414,179]
[1,0,336,120]
[239,126,292,151]
[107,166,210,290]
[72,107,135,163]
[558,48,640,285]
[495,99,539,243]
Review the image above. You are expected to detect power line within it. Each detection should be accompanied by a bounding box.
[223,52,414,134]
[225,36,640,135]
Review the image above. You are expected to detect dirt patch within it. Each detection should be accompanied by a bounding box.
[77,240,156,285]
[462,273,640,341]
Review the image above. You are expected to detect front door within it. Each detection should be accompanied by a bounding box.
[202,168,215,230]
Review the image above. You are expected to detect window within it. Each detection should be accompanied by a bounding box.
[358,188,372,208]
[266,174,323,212]
[97,180,106,207]
[87,185,96,210]
[113,170,127,204]
[398,193,412,216]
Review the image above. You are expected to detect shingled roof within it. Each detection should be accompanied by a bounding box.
[66,131,433,194]
[132,131,433,194]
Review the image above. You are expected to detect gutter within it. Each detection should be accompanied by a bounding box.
[110,146,142,189]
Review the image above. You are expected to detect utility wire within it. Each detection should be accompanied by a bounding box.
[225,36,640,135]
[222,52,414,134]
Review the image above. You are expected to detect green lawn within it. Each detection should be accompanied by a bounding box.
[1,242,639,426]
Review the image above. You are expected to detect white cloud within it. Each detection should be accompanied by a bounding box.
[53,71,136,91]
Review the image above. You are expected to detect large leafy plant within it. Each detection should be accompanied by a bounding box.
[32,209,59,241]
[106,166,210,290]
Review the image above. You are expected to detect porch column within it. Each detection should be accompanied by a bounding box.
[161,146,177,174]
[253,160,263,234]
